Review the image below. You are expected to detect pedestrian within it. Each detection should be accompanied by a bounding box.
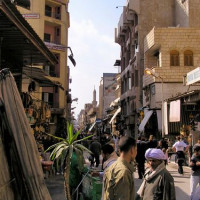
[136,148,176,200]
[162,148,168,165]
[188,134,193,162]
[136,136,148,179]
[190,145,200,200]
[91,143,118,200]
[147,135,158,148]
[89,137,101,167]
[173,136,188,174]
[103,136,137,200]
[157,140,163,149]
[193,138,200,151]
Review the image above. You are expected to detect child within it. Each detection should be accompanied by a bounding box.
[190,146,200,200]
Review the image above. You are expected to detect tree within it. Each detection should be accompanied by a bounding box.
[45,122,93,200]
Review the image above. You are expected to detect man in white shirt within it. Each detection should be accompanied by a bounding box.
[173,136,188,174]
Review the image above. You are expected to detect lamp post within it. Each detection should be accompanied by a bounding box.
[144,68,164,138]
[66,47,76,67]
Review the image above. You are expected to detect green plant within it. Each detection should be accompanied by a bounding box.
[45,122,93,200]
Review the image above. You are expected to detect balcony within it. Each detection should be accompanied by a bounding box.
[120,86,136,101]
[45,10,61,20]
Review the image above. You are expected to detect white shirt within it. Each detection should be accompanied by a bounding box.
[173,141,187,152]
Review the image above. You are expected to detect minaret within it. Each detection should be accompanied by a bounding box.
[92,86,97,107]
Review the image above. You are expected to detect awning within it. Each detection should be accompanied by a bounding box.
[109,107,121,124]
[23,66,62,88]
[89,122,96,131]
[23,66,54,87]
[110,97,120,107]
[0,0,57,66]
[139,110,153,132]
[169,100,181,122]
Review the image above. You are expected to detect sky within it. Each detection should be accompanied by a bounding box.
[68,0,126,118]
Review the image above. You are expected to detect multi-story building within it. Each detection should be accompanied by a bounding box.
[116,0,200,138]
[99,73,117,119]
[115,0,176,136]
[17,0,71,137]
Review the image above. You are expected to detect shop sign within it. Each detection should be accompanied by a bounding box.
[187,67,200,85]
[22,13,40,19]
[44,42,66,51]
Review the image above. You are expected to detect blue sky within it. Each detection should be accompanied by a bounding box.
[68,0,126,117]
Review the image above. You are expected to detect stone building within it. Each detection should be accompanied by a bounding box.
[115,0,200,137]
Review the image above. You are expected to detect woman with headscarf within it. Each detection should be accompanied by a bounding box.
[136,148,176,200]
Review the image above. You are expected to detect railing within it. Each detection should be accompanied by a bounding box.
[45,10,61,20]
[44,39,61,46]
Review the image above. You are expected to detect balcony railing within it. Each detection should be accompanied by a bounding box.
[45,10,61,20]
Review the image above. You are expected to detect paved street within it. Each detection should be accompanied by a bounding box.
[46,161,191,200]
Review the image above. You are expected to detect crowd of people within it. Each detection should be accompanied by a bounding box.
[86,134,200,200]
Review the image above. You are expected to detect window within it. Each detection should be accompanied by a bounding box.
[184,50,193,66]
[56,28,60,36]
[131,73,134,87]
[55,7,61,19]
[42,93,53,106]
[45,5,52,17]
[135,70,138,87]
[44,33,51,42]
[170,50,180,66]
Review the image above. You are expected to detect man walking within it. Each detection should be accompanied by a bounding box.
[190,146,200,200]
[89,137,101,167]
[136,136,148,179]
[173,136,188,174]
[103,136,137,200]
[136,148,176,200]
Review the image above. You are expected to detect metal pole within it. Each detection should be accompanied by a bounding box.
[161,77,164,138]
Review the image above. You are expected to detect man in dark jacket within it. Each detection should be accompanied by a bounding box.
[89,138,101,167]
[136,136,148,179]
[136,148,176,200]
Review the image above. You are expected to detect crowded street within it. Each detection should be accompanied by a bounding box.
[1,0,200,200]
[45,158,191,200]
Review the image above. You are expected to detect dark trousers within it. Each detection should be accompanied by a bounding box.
[137,161,145,179]
[176,151,185,174]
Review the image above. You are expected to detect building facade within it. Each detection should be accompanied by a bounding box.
[115,0,200,138]
[17,0,71,138]
[99,73,117,119]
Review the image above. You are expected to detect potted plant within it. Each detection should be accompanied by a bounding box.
[45,122,93,200]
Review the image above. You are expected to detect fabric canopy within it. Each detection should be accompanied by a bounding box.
[109,107,121,124]
[89,122,96,131]
[139,110,153,132]
[169,100,181,122]
[0,69,51,200]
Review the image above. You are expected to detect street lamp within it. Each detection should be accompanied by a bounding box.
[144,68,164,138]
[67,47,76,67]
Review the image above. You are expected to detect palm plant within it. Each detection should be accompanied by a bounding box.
[45,122,93,200]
